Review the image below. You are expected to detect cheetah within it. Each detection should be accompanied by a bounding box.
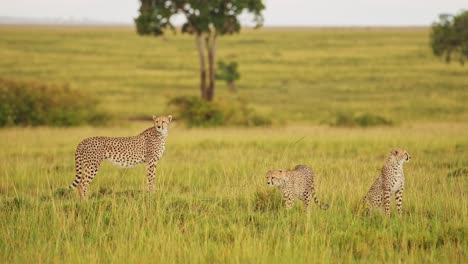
[69,115,172,198]
[266,165,329,210]
[362,148,411,216]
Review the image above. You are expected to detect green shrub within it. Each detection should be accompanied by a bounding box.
[354,113,393,127]
[167,96,225,127]
[167,96,271,127]
[215,60,240,92]
[0,78,108,127]
[329,112,393,127]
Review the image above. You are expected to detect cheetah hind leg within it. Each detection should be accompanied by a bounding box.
[77,183,83,197]
[79,174,89,199]
[80,164,99,199]
[301,191,311,209]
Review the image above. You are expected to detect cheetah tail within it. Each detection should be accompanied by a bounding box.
[312,187,329,210]
[69,177,81,190]
[69,168,82,190]
[70,152,83,190]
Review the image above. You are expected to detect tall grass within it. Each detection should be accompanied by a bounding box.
[0,26,466,263]
[0,123,466,263]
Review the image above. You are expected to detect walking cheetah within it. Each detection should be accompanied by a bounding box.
[362,148,411,216]
[266,165,329,210]
[69,115,172,198]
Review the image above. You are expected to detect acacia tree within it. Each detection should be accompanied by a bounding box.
[135,0,265,101]
[431,10,468,65]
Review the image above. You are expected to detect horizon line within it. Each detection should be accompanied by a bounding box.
[0,16,433,28]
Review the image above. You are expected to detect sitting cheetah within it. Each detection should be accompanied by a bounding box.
[69,115,172,198]
[362,148,411,216]
[266,165,329,210]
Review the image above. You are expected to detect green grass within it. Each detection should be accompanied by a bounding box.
[0,26,467,263]
[0,26,467,123]
[0,123,466,263]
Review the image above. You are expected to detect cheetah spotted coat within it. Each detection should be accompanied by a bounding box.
[69,115,172,198]
[266,165,329,210]
[362,148,411,216]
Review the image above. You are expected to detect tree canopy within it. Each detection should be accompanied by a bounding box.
[136,0,264,36]
[430,10,468,65]
[135,0,265,101]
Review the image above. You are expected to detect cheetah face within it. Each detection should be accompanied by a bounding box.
[153,115,173,136]
[391,148,411,163]
[266,169,288,187]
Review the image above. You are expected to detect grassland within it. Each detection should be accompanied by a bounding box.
[0,26,467,263]
[0,26,467,123]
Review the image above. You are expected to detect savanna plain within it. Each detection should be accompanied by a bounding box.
[0,26,467,263]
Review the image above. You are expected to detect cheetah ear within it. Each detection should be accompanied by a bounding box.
[391,149,399,156]
[167,115,173,123]
[152,115,157,121]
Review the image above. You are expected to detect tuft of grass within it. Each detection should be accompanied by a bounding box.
[253,188,284,212]
[447,167,468,177]
[1,197,31,211]
[329,112,393,127]
[53,187,74,198]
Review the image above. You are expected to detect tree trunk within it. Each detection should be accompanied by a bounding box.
[205,34,217,101]
[195,34,207,100]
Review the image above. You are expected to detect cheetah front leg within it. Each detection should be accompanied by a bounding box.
[395,185,404,216]
[282,190,295,210]
[146,160,157,192]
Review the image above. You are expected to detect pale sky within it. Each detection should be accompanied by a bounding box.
[0,0,466,26]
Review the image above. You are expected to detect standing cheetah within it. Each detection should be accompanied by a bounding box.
[266,165,329,210]
[362,148,411,216]
[69,115,172,198]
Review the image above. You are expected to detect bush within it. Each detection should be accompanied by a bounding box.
[0,78,108,127]
[167,96,225,127]
[329,112,393,127]
[167,96,271,127]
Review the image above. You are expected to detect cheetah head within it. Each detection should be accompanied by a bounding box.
[390,148,411,163]
[153,115,173,136]
[266,169,289,187]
